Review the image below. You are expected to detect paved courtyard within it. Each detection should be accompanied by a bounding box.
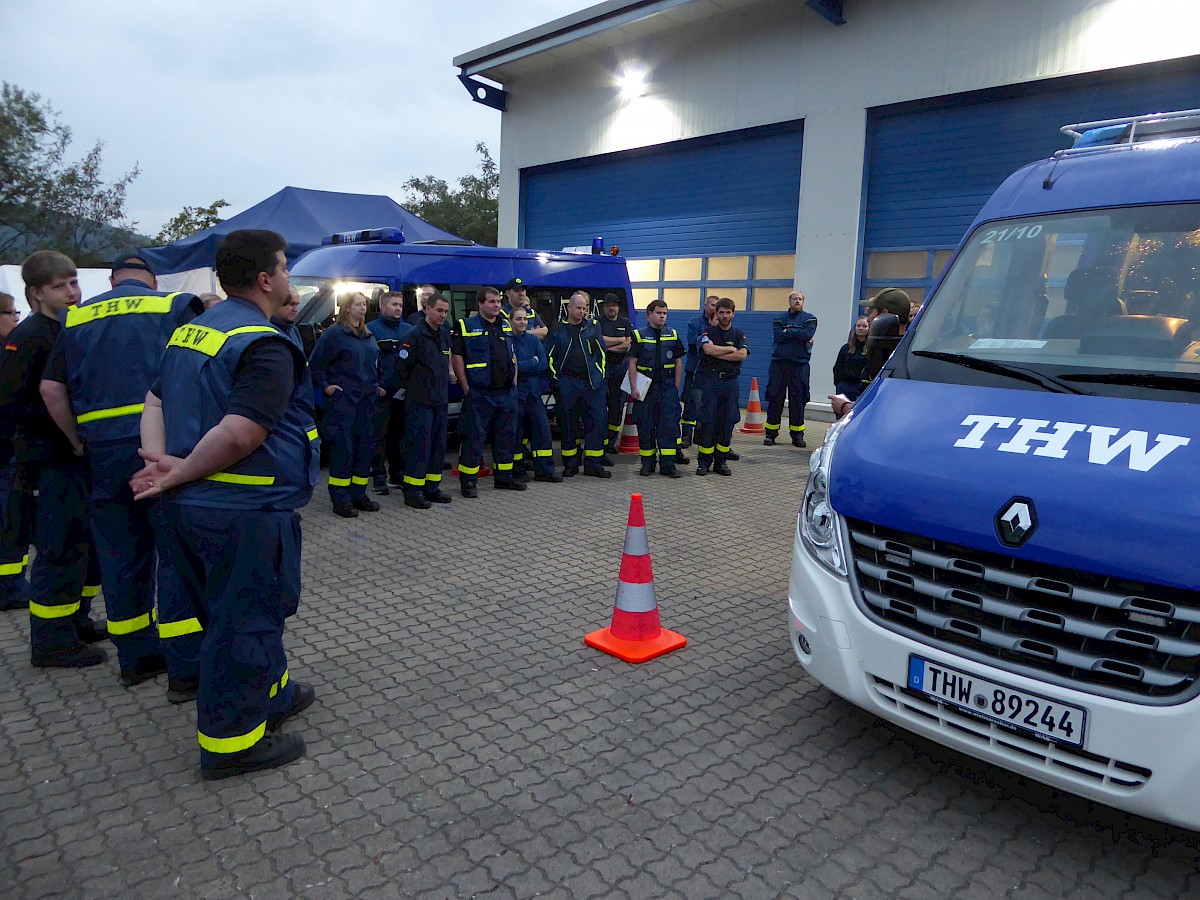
[3,422,1200,899]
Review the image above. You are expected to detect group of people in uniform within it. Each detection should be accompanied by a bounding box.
[1,230,316,779]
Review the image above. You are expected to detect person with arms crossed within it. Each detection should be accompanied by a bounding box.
[695,298,749,476]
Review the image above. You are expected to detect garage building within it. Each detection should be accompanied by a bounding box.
[455,0,1200,404]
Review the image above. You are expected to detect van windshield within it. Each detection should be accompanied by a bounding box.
[908,204,1200,402]
[292,277,389,326]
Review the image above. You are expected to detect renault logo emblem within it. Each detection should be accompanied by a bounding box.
[995,497,1037,548]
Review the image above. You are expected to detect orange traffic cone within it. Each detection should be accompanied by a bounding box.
[739,377,766,434]
[585,494,687,663]
[617,404,640,454]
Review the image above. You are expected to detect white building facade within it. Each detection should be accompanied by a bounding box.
[456,0,1200,402]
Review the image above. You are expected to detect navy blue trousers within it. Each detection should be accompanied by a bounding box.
[323,391,379,504]
[401,403,449,493]
[635,382,682,470]
[159,503,298,767]
[557,376,607,470]
[458,387,518,485]
[370,398,406,486]
[605,370,627,451]
[88,440,161,672]
[680,368,702,440]
[23,460,97,653]
[696,374,740,465]
[765,359,810,439]
[516,387,555,476]
[0,461,32,608]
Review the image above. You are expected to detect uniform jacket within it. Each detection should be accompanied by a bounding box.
[160,297,316,511]
[367,315,414,395]
[397,317,451,407]
[58,281,200,445]
[0,312,76,464]
[632,325,685,384]
[309,322,381,403]
[455,313,516,391]
[685,313,710,374]
[512,330,549,399]
[698,323,748,378]
[545,319,606,390]
[771,308,818,363]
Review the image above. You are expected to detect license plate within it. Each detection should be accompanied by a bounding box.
[907,656,1087,748]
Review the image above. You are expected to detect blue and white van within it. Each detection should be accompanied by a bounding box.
[789,110,1200,830]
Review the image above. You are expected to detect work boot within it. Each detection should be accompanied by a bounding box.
[77,619,109,644]
[601,454,615,467]
[495,478,527,491]
[714,462,733,476]
[372,479,390,496]
[696,463,710,476]
[661,467,682,479]
[676,451,690,465]
[639,460,655,476]
[562,466,579,478]
[387,478,405,489]
[512,467,529,483]
[461,483,479,498]
[534,472,563,483]
[423,489,453,504]
[763,435,776,446]
[726,451,740,461]
[32,643,108,668]
[200,733,306,781]
[333,503,358,518]
[404,491,432,510]
[120,652,168,687]
[267,682,316,732]
[167,676,199,704]
[792,436,807,448]
[352,497,380,512]
[584,466,612,479]
[680,434,693,449]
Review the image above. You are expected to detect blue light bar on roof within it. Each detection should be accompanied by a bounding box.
[322,227,406,246]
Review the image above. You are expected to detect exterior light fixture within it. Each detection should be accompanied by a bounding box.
[617,67,647,99]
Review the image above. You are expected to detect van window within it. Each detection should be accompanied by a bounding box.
[292,278,389,326]
[908,204,1200,401]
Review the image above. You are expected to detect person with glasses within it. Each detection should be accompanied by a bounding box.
[0,293,32,610]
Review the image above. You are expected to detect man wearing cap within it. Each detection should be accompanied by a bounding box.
[764,289,818,448]
[598,293,633,458]
[41,252,205,693]
[501,278,547,339]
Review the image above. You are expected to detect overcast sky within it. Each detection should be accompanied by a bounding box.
[2,0,590,239]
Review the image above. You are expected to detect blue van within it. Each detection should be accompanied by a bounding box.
[289,229,636,431]
[789,110,1200,830]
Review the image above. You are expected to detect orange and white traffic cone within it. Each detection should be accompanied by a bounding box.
[585,493,687,663]
[739,377,766,434]
[617,404,640,454]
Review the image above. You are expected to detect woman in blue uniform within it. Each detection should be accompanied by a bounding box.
[310,292,383,518]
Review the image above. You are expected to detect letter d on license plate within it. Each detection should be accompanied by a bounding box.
[908,656,1087,747]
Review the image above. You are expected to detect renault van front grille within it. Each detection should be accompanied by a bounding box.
[847,519,1200,701]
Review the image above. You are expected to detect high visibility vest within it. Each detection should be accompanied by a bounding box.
[160,297,317,511]
[632,326,682,383]
[457,314,515,390]
[61,286,194,444]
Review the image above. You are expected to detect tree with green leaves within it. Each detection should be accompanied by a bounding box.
[154,199,230,244]
[0,82,141,265]
[403,142,498,246]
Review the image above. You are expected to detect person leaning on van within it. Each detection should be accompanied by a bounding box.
[310,292,386,518]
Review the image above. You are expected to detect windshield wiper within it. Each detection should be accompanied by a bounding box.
[1060,372,1200,393]
[911,350,1090,395]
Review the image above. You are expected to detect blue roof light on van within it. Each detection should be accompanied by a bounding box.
[321,227,407,246]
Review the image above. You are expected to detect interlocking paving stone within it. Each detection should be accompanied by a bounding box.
[4,424,1200,897]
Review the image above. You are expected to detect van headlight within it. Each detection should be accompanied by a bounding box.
[799,414,850,577]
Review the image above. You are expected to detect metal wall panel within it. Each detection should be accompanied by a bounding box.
[520,121,804,257]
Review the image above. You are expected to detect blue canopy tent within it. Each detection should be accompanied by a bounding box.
[140,186,467,276]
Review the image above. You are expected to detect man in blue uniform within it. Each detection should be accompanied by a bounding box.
[396,292,454,509]
[598,293,633,457]
[546,292,611,479]
[628,299,686,478]
[681,295,718,448]
[501,277,548,338]
[451,286,524,498]
[0,251,108,668]
[40,252,204,692]
[0,292,31,610]
[132,229,316,779]
[366,291,412,494]
[696,298,749,477]
[511,307,562,483]
[764,289,818,448]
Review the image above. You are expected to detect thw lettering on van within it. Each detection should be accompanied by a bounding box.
[953,415,1189,472]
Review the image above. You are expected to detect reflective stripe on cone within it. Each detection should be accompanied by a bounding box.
[739,376,766,434]
[584,493,686,663]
